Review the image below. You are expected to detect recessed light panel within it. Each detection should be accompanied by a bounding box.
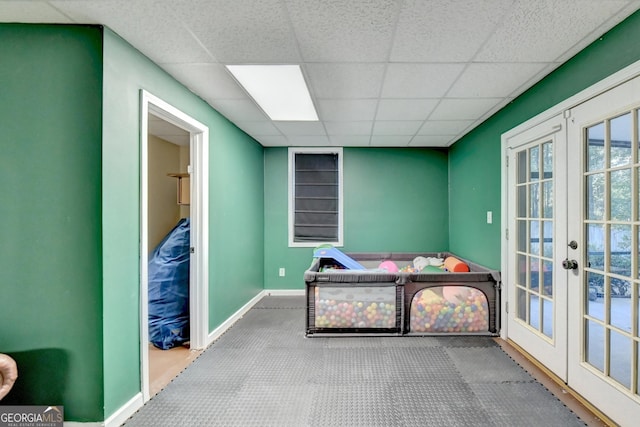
[226,65,318,121]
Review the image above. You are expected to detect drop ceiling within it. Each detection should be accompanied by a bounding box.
[3,0,640,147]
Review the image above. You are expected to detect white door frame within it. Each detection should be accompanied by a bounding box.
[502,59,640,343]
[565,76,640,427]
[502,59,640,423]
[503,115,568,379]
[140,90,209,402]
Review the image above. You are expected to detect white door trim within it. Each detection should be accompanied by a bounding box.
[140,90,209,402]
[503,115,568,379]
[501,58,640,423]
[502,58,640,341]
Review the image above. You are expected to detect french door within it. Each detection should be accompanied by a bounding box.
[506,113,568,380]
[506,74,640,426]
[566,75,640,426]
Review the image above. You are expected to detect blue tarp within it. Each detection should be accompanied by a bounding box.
[148,218,190,349]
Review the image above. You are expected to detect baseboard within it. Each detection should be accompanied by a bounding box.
[103,393,143,427]
[103,290,303,426]
[263,289,305,296]
[205,290,304,345]
[206,290,267,346]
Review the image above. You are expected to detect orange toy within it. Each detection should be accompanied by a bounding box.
[443,256,470,272]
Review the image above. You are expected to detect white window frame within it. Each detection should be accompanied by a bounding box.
[288,147,344,247]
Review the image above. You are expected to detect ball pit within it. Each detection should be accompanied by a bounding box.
[410,286,489,333]
[314,287,397,328]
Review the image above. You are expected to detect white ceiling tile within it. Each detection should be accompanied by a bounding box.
[316,99,378,121]
[476,0,634,62]
[381,64,465,98]
[0,1,73,22]
[325,121,373,136]
[418,120,475,136]
[208,99,269,121]
[409,135,455,147]
[53,0,213,63]
[235,121,283,136]
[448,63,549,98]
[552,2,640,65]
[370,135,412,146]
[273,121,326,136]
[305,63,385,99]
[329,135,371,146]
[254,135,290,146]
[373,121,423,135]
[175,0,301,63]
[161,63,247,99]
[391,0,514,62]
[285,0,401,62]
[288,135,332,146]
[12,0,640,149]
[429,98,502,121]
[375,99,439,120]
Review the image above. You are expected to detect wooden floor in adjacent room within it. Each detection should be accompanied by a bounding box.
[148,343,202,396]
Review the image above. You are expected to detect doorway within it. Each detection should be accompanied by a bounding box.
[503,71,640,426]
[140,91,209,401]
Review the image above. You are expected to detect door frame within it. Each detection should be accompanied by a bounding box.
[140,90,209,402]
[501,59,640,422]
[565,76,640,427]
[503,115,568,379]
[501,58,640,343]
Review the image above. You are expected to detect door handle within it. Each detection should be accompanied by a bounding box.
[562,259,578,270]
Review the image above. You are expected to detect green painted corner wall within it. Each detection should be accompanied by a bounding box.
[102,28,264,418]
[449,10,640,270]
[208,114,265,328]
[264,147,449,289]
[0,24,104,421]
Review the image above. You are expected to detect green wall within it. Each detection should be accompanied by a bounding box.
[264,147,449,289]
[0,25,104,421]
[449,10,640,270]
[102,29,264,418]
[6,9,640,422]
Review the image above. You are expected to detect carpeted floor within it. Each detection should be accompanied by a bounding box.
[123,295,586,426]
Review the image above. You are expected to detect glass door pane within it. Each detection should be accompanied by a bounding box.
[515,140,555,339]
[583,110,639,394]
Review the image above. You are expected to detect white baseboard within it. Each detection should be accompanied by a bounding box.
[63,392,142,426]
[263,289,305,296]
[104,393,143,427]
[206,290,267,346]
[103,290,303,426]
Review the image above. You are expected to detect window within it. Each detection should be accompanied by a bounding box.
[288,147,343,247]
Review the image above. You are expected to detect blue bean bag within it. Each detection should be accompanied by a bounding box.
[148,218,190,349]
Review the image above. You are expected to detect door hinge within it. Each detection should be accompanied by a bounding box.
[187,164,193,174]
[505,155,509,167]
[190,247,195,254]
[505,228,509,240]
[505,301,509,313]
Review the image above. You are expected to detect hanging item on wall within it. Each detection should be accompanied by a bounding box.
[148,218,191,349]
[168,173,190,205]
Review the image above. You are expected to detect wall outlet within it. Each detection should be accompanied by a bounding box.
[279,268,285,277]
[486,211,493,224]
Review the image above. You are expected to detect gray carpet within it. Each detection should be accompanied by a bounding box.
[123,295,585,426]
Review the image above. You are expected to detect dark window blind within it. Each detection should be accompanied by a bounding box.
[294,153,339,242]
